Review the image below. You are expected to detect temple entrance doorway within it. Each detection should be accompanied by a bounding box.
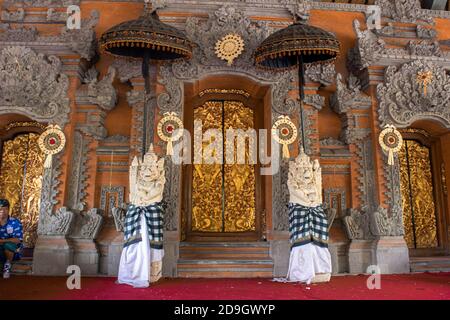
[181,75,270,243]
[0,118,46,252]
[399,125,449,258]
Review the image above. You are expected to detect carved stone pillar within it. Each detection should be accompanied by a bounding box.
[33,207,75,275]
[371,237,410,274]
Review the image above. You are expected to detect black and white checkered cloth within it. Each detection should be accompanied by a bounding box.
[288,203,329,249]
[123,202,164,249]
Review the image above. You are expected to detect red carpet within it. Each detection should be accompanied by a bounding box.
[0,273,449,300]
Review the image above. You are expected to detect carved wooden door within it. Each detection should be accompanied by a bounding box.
[0,133,45,248]
[185,100,261,241]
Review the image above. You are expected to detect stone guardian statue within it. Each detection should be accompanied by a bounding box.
[285,148,332,284]
[117,144,166,288]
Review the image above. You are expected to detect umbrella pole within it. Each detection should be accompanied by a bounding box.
[298,56,307,153]
[142,52,151,157]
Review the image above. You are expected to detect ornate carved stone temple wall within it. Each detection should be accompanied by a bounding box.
[0,0,449,277]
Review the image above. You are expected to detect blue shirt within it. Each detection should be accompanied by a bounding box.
[0,217,23,258]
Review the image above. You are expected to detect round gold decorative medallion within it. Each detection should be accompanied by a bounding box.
[38,124,66,168]
[157,112,184,155]
[271,116,298,159]
[379,124,403,166]
[215,33,245,66]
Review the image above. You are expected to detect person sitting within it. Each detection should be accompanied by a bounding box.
[0,199,24,279]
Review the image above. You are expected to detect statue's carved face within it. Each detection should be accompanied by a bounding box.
[139,158,164,182]
[299,165,313,185]
[139,164,160,181]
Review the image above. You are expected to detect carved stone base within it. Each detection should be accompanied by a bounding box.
[70,239,100,275]
[329,242,349,274]
[270,236,290,277]
[33,236,73,276]
[98,231,123,276]
[348,240,373,274]
[163,231,179,277]
[371,236,410,274]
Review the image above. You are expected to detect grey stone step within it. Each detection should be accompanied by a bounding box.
[179,242,270,248]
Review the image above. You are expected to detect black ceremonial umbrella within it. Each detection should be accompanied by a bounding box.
[99,1,193,153]
[254,20,340,153]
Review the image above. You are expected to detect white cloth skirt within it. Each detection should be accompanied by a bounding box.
[286,243,332,285]
[117,214,163,288]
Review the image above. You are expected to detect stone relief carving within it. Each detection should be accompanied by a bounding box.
[304,62,335,86]
[164,5,298,115]
[82,67,117,111]
[100,186,125,217]
[38,207,75,236]
[67,131,90,212]
[1,8,25,21]
[377,60,450,129]
[46,8,68,22]
[324,188,347,217]
[112,58,141,83]
[343,208,370,240]
[70,208,103,239]
[163,159,180,231]
[39,154,62,223]
[347,20,385,74]
[0,10,99,61]
[59,10,99,60]
[303,94,325,111]
[3,0,80,7]
[77,67,118,140]
[0,24,38,42]
[273,160,290,231]
[103,135,130,144]
[283,0,310,23]
[370,205,404,237]
[374,0,433,24]
[320,137,346,146]
[112,206,126,232]
[407,40,441,57]
[0,46,70,126]
[331,73,372,115]
[380,156,404,236]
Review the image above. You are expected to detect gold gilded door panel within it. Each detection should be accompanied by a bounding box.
[399,139,438,249]
[0,133,45,247]
[223,101,255,232]
[192,101,223,232]
[190,100,257,234]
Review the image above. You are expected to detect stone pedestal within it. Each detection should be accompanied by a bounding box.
[372,236,410,274]
[270,234,290,277]
[70,239,100,275]
[163,231,179,277]
[329,242,349,274]
[348,239,373,274]
[33,236,73,275]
